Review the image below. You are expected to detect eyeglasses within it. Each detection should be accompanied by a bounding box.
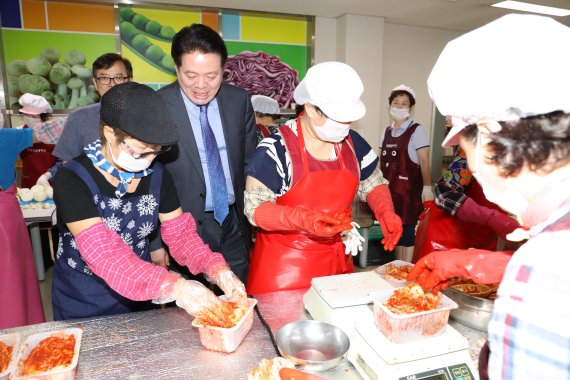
[96,76,129,85]
[122,140,172,159]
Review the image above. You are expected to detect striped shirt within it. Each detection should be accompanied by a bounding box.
[487,203,570,379]
[246,121,386,201]
[32,117,65,144]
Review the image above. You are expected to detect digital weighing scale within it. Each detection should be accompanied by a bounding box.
[303,272,479,380]
[303,271,393,336]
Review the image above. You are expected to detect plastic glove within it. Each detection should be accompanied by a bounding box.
[36,172,52,187]
[160,275,223,317]
[206,264,247,303]
[340,222,365,256]
[456,197,520,238]
[366,185,403,251]
[254,202,353,238]
[407,249,513,293]
[421,185,435,202]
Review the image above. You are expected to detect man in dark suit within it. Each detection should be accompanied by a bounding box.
[156,24,257,283]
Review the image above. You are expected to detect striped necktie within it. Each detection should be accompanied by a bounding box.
[199,104,229,224]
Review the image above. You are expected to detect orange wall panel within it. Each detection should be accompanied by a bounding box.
[22,0,47,30]
[47,2,114,33]
[202,10,218,32]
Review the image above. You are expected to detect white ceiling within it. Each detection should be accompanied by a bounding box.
[144,0,570,31]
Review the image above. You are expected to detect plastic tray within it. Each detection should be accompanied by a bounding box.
[373,290,458,344]
[11,328,82,380]
[0,333,20,380]
[374,260,414,287]
[192,298,258,353]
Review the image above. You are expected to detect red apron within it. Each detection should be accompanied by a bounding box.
[0,182,45,328]
[412,179,505,263]
[20,142,56,188]
[247,118,359,295]
[381,123,423,224]
[256,123,272,138]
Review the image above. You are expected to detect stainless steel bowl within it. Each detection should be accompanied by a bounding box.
[443,286,494,332]
[276,320,350,371]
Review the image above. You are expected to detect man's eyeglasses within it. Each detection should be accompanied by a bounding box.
[122,141,171,159]
[96,76,129,85]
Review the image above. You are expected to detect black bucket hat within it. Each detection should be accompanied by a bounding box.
[100,82,178,145]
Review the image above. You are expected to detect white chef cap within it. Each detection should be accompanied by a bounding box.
[294,61,366,122]
[251,95,280,115]
[428,13,570,147]
[391,84,416,102]
[19,93,53,115]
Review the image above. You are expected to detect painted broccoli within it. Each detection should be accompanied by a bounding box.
[18,74,51,95]
[27,57,52,77]
[41,48,61,64]
[64,50,86,66]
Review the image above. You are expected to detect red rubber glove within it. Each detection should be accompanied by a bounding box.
[253,202,353,238]
[407,249,514,293]
[366,185,403,251]
[456,197,520,238]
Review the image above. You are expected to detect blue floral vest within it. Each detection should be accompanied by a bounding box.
[56,160,163,275]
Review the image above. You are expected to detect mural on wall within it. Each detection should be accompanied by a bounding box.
[118,5,205,87]
[1,1,311,109]
[224,51,299,108]
[119,7,177,77]
[1,0,116,109]
[221,12,309,108]
[118,6,309,101]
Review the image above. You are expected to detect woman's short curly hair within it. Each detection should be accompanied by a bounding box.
[462,111,570,177]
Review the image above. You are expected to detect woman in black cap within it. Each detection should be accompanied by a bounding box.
[51,82,246,320]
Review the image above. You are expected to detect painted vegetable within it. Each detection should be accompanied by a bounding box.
[41,47,61,64]
[18,74,51,95]
[49,63,72,97]
[7,48,93,109]
[224,51,300,108]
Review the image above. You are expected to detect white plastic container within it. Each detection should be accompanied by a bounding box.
[192,298,258,353]
[373,290,457,344]
[374,260,414,287]
[0,333,20,380]
[11,328,82,380]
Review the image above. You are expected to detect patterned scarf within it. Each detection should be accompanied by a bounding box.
[84,139,152,198]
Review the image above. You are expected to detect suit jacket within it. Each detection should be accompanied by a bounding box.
[157,82,257,248]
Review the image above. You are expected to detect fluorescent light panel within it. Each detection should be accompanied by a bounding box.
[492,1,570,17]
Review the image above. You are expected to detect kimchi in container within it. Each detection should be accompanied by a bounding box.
[374,260,414,287]
[192,298,258,353]
[0,333,20,380]
[373,290,457,344]
[11,328,82,380]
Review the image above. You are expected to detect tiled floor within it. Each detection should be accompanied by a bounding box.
[38,267,54,322]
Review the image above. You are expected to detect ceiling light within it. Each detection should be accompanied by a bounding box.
[492,1,570,17]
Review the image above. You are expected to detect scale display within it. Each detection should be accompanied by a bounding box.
[398,363,475,380]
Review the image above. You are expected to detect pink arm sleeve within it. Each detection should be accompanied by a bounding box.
[160,212,227,277]
[74,222,169,301]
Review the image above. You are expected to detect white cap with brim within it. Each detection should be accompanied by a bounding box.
[19,93,53,115]
[294,61,366,123]
[428,13,570,147]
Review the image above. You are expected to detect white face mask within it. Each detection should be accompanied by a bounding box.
[313,118,351,143]
[109,142,152,172]
[390,107,410,121]
[473,133,529,216]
